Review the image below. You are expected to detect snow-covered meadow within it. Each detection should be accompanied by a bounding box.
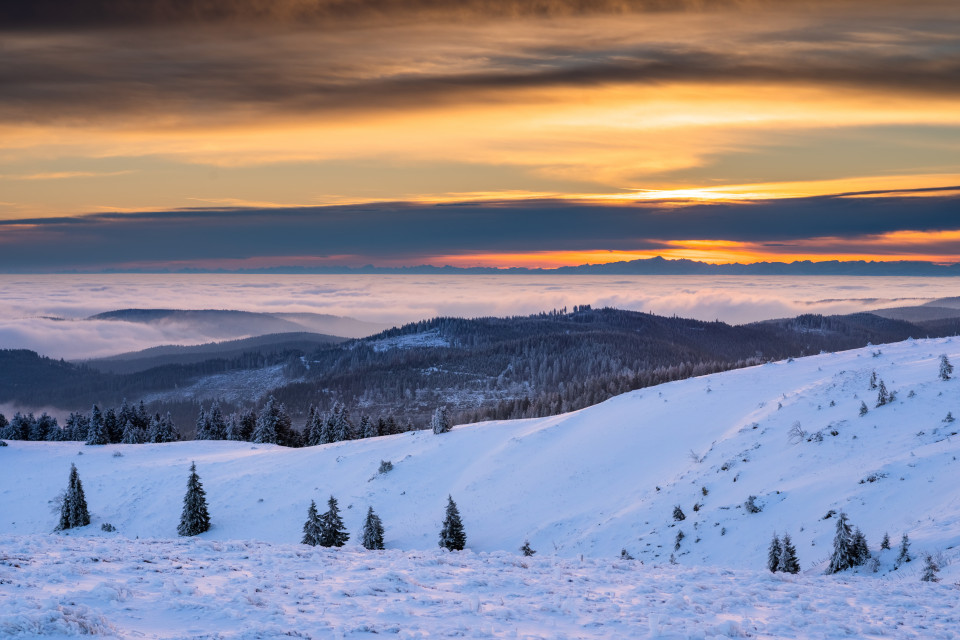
[2,337,960,637]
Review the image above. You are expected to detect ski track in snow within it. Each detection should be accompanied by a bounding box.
[2,535,959,639]
[3,337,960,637]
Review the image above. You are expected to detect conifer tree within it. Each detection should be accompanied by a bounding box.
[333,404,353,442]
[876,381,889,407]
[252,396,280,444]
[208,402,227,440]
[852,528,870,565]
[673,505,686,521]
[361,415,377,439]
[301,500,322,546]
[827,511,855,574]
[439,495,466,551]
[195,405,210,440]
[319,495,349,547]
[779,534,800,574]
[881,532,891,550]
[361,506,385,550]
[869,371,877,389]
[921,554,940,582]
[896,534,912,566]
[939,354,953,381]
[431,406,451,434]
[104,408,121,443]
[768,533,783,572]
[121,419,143,444]
[520,540,536,557]
[177,462,211,536]
[305,410,324,447]
[320,408,336,444]
[56,463,91,530]
[859,401,868,417]
[86,405,109,445]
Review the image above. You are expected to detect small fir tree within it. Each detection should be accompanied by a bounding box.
[674,530,685,551]
[195,406,210,440]
[876,381,889,407]
[56,463,91,530]
[827,511,855,574]
[361,506,385,550]
[768,533,783,573]
[939,354,953,381]
[880,532,891,550]
[520,540,536,557]
[859,401,869,417]
[921,554,940,582]
[301,500,322,546]
[896,534,912,566]
[431,406,451,435]
[869,371,878,389]
[779,535,800,574]
[207,402,227,440]
[319,495,349,547]
[673,505,685,521]
[177,462,211,536]
[439,495,466,551]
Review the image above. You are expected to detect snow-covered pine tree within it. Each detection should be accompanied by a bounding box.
[86,405,109,445]
[301,500,322,546]
[104,408,121,443]
[939,354,953,381]
[361,506,385,550]
[320,408,336,444]
[896,534,912,566]
[177,462,211,536]
[768,533,783,572]
[361,415,377,440]
[673,505,686,521]
[779,534,800,574]
[195,405,210,440]
[431,406,451,435]
[852,528,870,565]
[439,495,466,551]
[520,540,536,557]
[252,396,280,444]
[881,532,891,550]
[319,495,349,547]
[56,463,91,530]
[876,381,888,407]
[869,371,877,389]
[305,410,324,447]
[827,511,855,574]
[859,401,868,417]
[208,402,227,440]
[333,404,353,442]
[121,419,143,444]
[921,554,940,582]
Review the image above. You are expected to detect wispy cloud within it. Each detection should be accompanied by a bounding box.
[0,170,134,181]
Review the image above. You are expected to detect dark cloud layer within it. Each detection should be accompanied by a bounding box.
[2,191,957,270]
[0,0,836,29]
[2,27,958,126]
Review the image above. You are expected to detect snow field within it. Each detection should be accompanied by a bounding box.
[2,534,958,639]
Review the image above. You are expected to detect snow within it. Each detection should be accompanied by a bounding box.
[367,329,450,352]
[3,337,960,637]
[3,536,959,639]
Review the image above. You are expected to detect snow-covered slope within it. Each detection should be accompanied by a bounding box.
[2,338,959,580]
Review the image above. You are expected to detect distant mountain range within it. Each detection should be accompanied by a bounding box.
[68,256,960,275]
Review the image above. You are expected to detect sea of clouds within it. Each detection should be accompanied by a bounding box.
[0,274,953,360]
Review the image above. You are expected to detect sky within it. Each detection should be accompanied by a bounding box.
[2,0,959,270]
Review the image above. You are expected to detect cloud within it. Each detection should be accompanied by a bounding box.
[0,273,954,359]
[0,191,958,271]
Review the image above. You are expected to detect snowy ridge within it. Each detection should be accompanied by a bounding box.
[2,338,960,581]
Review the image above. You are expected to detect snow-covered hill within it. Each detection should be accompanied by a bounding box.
[2,338,959,581]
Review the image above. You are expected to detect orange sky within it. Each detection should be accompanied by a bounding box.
[1,1,958,269]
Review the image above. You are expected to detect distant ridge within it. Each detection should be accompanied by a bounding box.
[50,256,960,275]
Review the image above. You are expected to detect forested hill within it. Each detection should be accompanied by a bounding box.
[0,306,953,431]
